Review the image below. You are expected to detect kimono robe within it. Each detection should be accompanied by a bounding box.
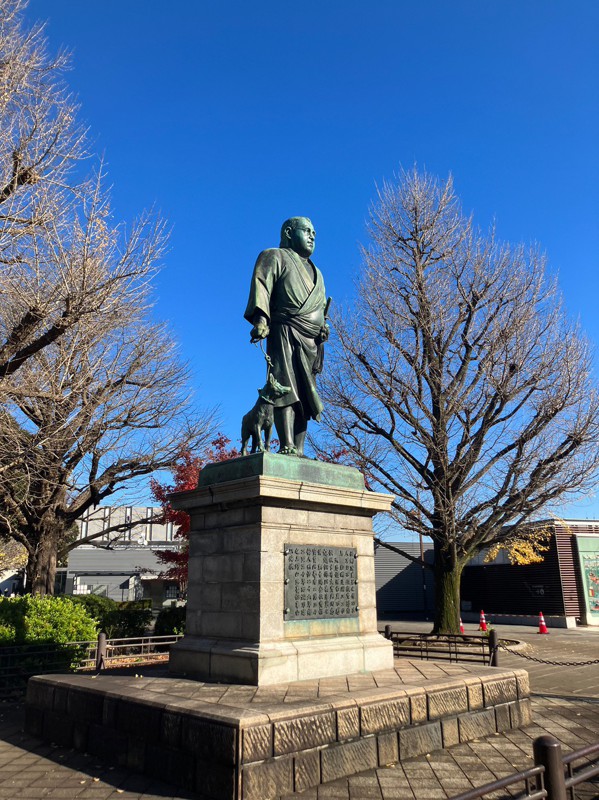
[244,247,327,422]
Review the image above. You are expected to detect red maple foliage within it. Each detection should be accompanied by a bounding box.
[150,434,239,588]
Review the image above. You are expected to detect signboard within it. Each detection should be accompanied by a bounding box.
[284,545,358,620]
[575,536,599,623]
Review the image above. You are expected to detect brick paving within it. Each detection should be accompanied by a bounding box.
[0,622,597,799]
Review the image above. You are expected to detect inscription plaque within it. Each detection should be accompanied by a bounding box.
[284,545,358,620]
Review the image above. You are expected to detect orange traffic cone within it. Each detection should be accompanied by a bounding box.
[538,612,549,634]
[459,618,465,634]
[479,610,488,632]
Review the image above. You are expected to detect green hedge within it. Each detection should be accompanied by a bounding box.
[0,595,98,646]
[154,605,186,636]
[0,596,99,678]
[70,595,152,638]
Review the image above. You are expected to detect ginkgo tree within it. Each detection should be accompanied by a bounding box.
[0,1,216,594]
[321,169,599,633]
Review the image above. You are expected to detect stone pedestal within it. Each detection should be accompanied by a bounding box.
[168,453,394,685]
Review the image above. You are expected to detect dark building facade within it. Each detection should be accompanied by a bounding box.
[374,520,599,626]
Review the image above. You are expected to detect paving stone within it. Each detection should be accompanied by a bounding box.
[180,716,237,764]
[66,689,104,723]
[510,698,532,728]
[243,754,294,800]
[52,685,69,714]
[337,707,359,740]
[160,709,182,748]
[242,723,273,762]
[360,697,410,735]
[117,700,163,743]
[10,640,599,800]
[24,705,44,737]
[427,686,468,720]
[294,747,321,793]
[515,670,530,698]
[483,677,518,707]
[441,717,459,747]
[42,709,73,747]
[321,738,378,783]
[377,731,399,766]
[72,721,88,751]
[274,712,336,756]
[466,681,483,710]
[195,758,237,799]
[494,702,512,732]
[25,679,54,710]
[126,736,146,772]
[101,695,119,727]
[145,743,195,791]
[399,722,442,759]
[86,723,128,766]
[458,707,497,741]
[408,691,427,724]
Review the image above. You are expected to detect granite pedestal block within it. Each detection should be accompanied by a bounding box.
[26,661,533,800]
[168,454,395,685]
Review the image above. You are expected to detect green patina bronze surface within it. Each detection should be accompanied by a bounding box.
[198,451,365,490]
[243,216,330,457]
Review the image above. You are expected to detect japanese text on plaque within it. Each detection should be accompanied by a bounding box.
[284,545,358,620]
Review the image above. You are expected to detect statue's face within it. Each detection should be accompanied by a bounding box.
[287,219,315,257]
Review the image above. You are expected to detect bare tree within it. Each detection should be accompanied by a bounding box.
[0,202,216,593]
[0,1,218,594]
[0,0,142,379]
[321,169,599,632]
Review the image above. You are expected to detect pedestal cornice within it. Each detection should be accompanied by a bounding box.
[170,473,394,516]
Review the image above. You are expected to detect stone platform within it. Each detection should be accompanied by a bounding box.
[25,660,531,800]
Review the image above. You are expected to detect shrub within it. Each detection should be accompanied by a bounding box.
[70,596,152,638]
[70,594,117,633]
[105,607,153,638]
[0,596,98,678]
[154,605,186,636]
[0,596,97,645]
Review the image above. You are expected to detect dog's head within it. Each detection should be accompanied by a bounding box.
[258,372,291,403]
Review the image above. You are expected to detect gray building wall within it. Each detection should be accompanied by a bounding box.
[62,506,180,607]
[374,541,435,615]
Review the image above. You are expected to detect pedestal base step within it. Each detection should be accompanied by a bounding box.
[26,660,531,800]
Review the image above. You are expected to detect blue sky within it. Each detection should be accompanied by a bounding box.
[24,1,599,518]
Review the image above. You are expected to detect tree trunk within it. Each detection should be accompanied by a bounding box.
[26,535,58,595]
[432,546,464,634]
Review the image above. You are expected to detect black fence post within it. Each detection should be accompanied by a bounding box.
[489,629,499,666]
[96,632,107,672]
[384,624,392,640]
[533,735,567,800]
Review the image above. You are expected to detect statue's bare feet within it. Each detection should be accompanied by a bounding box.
[279,445,298,455]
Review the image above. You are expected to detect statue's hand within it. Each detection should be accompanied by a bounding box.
[250,320,270,342]
[317,323,330,344]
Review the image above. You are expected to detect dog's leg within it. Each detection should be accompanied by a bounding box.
[263,422,272,452]
[255,425,267,453]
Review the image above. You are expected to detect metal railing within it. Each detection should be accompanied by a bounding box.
[383,626,500,666]
[449,735,599,800]
[0,632,183,696]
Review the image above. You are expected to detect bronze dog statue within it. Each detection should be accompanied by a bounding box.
[241,373,290,455]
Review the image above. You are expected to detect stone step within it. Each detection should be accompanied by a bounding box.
[25,660,531,800]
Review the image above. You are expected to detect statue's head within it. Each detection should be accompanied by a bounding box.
[279,216,315,258]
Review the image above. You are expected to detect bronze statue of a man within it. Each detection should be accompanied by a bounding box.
[244,217,329,456]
